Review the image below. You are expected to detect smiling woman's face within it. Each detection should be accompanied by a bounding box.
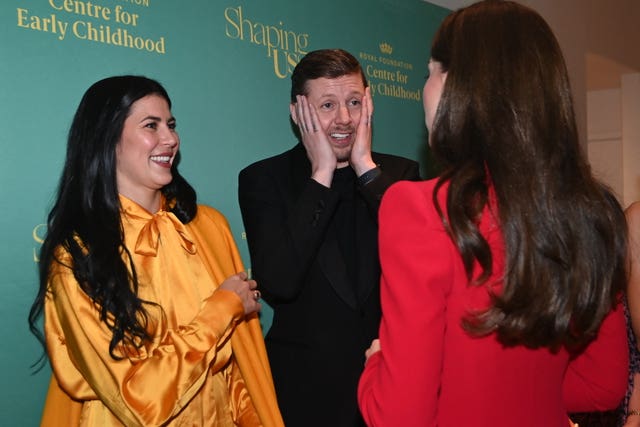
[116,94,179,206]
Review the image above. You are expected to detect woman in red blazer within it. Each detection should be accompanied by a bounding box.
[358,1,629,426]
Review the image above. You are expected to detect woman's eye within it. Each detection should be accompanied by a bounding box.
[168,122,177,130]
[145,122,157,129]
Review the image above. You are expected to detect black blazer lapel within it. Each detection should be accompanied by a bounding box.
[354,197,379,304]
[316,222,359,310]
[288,143,360,310]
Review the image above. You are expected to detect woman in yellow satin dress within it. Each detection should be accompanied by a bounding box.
[28,75,283,427]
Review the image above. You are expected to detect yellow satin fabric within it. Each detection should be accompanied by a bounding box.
[40,195,283,427]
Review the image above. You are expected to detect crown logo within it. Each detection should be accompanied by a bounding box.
[379,42,393,55]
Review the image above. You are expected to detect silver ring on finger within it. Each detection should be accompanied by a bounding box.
[253,290,261,301]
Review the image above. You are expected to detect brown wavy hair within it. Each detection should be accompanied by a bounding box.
[429,0,627,350]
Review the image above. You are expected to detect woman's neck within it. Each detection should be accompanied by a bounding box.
[119,189,162,213]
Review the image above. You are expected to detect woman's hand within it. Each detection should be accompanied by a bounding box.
[218,271,261,315]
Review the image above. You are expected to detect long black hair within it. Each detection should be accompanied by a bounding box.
[29,76,197,366]
[429,1,627,350]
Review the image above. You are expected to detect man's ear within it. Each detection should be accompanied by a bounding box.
[289,103,298,125]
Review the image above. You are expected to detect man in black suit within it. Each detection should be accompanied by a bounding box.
[238,49,421,427]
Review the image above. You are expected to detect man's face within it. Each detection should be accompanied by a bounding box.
[301,73,366,164]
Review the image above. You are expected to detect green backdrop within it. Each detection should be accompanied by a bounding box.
[0,0,448,424]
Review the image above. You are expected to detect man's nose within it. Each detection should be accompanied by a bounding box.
[335,105,351,124]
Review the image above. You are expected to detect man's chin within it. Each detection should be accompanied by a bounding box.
[333,147,352,165]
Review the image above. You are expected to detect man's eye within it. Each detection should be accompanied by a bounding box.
[321,102,334,110]
[348,99,362,107]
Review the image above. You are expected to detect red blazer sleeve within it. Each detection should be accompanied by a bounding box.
[358,181,453,426]
[563,301,629,412]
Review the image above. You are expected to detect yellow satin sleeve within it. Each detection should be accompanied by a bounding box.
[44,267,242,426]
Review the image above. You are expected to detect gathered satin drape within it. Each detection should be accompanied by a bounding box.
[40,195,283,427]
